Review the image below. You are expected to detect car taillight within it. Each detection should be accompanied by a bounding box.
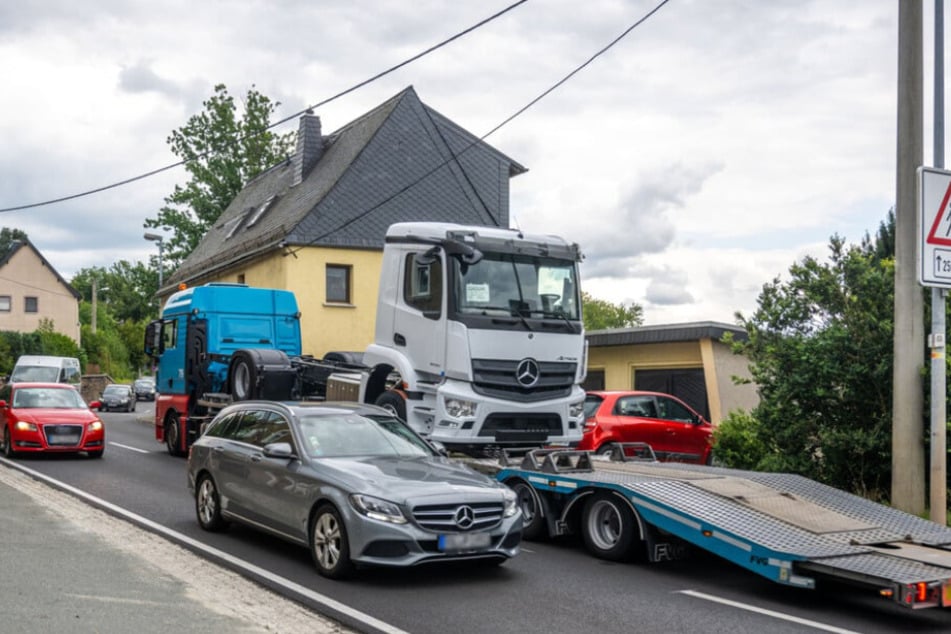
[583,420,596,431]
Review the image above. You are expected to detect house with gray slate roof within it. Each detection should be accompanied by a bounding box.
[163,86,526,357]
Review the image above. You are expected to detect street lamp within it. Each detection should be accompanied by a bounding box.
[143,232,165,289]
[91,280,109,334]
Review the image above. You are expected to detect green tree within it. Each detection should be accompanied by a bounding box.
[72,261,158,323]
[144,84,296,270]
[0,227,28,258]
[581,291,644,331]
[725,219,895,501]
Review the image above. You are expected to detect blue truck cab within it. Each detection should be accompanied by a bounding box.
[145,283,303,454]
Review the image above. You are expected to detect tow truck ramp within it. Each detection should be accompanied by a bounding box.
[492,447,951,609]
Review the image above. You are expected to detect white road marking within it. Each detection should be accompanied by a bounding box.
[677,589,862,634]
[109,442,150,454]
[2,459,409,634]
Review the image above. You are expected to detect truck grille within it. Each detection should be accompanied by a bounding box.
[412,502,504,532]
[477,413,562,441]
[471,359,576,402]
[43,424,83,447]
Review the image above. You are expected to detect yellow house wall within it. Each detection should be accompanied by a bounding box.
[195,247,383,358]
[0,247,80,343]
[586,340,756,424]
[284,247,382,357]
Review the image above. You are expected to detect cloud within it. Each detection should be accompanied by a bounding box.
[644,267,694,306]
[118,60,184,100]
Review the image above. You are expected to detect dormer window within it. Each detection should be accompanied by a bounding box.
[247,195,278,228]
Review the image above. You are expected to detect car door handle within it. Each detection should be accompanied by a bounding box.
[251,453,263,462]
[213,446,224,453]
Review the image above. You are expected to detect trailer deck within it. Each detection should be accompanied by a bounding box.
[492,449,951,609]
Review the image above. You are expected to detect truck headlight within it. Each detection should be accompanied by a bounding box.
[502,488,519,518]
[569,400,585,419]
[445,398,476,418]
[349,494,408,524]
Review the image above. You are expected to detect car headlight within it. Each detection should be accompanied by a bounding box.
[89,420,103,432]
[502,487,519,518]
[14,421,37,432]
[349,494,407,524]
[445,397,477,418]
[569,399,585,419]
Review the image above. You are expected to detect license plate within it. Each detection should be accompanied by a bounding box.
[48,434,80,445]
[438,532,492,553]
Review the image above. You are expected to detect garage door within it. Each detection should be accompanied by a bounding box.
[633,368,709,420]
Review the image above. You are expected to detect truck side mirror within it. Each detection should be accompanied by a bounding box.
[144,320,163,357]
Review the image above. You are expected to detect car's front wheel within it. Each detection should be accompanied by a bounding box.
[310,505,354,579]
[2,426,15,459]
[87,449,104,459]
[195,474,228,531]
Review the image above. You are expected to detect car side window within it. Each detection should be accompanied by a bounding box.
[231,410,269,445]
[615,396,656,418]
[656,397,695,423]
[205,413,239,439]
[257,412,292,447]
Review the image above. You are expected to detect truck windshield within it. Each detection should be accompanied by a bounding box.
[453,253,580,321]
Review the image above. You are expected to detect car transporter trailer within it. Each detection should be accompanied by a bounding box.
[488,445,951,610]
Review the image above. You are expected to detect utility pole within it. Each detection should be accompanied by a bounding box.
[893,0,925,515]
[931,0,947,525]
[91,277,98,335]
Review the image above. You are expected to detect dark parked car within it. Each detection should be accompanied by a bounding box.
[187,401,521,579]
[577,390,713,464]
[100,384,135,412]
[133,378,156,401]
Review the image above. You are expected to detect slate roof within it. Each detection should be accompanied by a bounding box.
[0,239,81,300]
[167,86,526,291]
[586,321,748,347]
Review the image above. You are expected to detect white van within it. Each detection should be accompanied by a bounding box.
[10,355,82,385]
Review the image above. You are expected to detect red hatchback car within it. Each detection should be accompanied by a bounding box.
[577,390,713,464]
[0,382,105,458]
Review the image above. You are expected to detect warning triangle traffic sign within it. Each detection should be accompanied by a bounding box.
[926,179,951,246]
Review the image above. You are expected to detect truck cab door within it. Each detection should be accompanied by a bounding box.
[391,251,447,379]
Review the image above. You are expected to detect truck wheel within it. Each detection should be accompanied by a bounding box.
[230,352,256,401]
[310,505,354,579]
[165,414,184,457]
[196,474,228,532]
[507,479,547,541]
[581,493,637,561]
[375,391,406,420]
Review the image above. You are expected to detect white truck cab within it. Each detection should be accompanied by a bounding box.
[361,222,587,454]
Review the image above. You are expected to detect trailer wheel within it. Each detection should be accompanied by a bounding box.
[507,480,547,540]
[375,391,406,421]
[581,493,637,561]
[165,413,184,457]
[230,352,256,401]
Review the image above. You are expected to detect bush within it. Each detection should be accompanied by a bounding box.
[711,409,770,470]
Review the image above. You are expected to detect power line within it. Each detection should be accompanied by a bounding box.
[286,0,673,255]
[0,1,528,214]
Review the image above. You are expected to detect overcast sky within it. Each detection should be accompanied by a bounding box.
[0,1,937,325]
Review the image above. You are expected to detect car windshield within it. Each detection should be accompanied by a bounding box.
[134,380,153,388]
[13,387,86,409]
[10,366,60,382]
[103,385,127,395]
[297,413,434,458]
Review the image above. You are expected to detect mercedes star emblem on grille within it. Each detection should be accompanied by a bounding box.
[454,505,475,529]
[515,358,540,388]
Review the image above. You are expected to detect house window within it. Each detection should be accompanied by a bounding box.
[237,273,246,284]
[24,297,38,313]
[0,296,9,312]
[326,265,351,304]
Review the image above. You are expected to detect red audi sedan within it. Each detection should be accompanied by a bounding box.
[0,382,105,458]
[577,390,713,465]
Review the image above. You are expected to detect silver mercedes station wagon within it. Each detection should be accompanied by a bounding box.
[186,400,522,579]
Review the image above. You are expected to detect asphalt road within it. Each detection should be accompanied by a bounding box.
[7,404,951,634]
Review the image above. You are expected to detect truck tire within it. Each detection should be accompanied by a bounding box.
[507,479,547,541]
[230,351,257,401]
[581,492,638,561]
[165,413,185,457]
[375,390,406,421]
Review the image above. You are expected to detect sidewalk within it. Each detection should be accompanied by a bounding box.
[0,463,350,634]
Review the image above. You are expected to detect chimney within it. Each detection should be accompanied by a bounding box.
[292,112,323,186]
